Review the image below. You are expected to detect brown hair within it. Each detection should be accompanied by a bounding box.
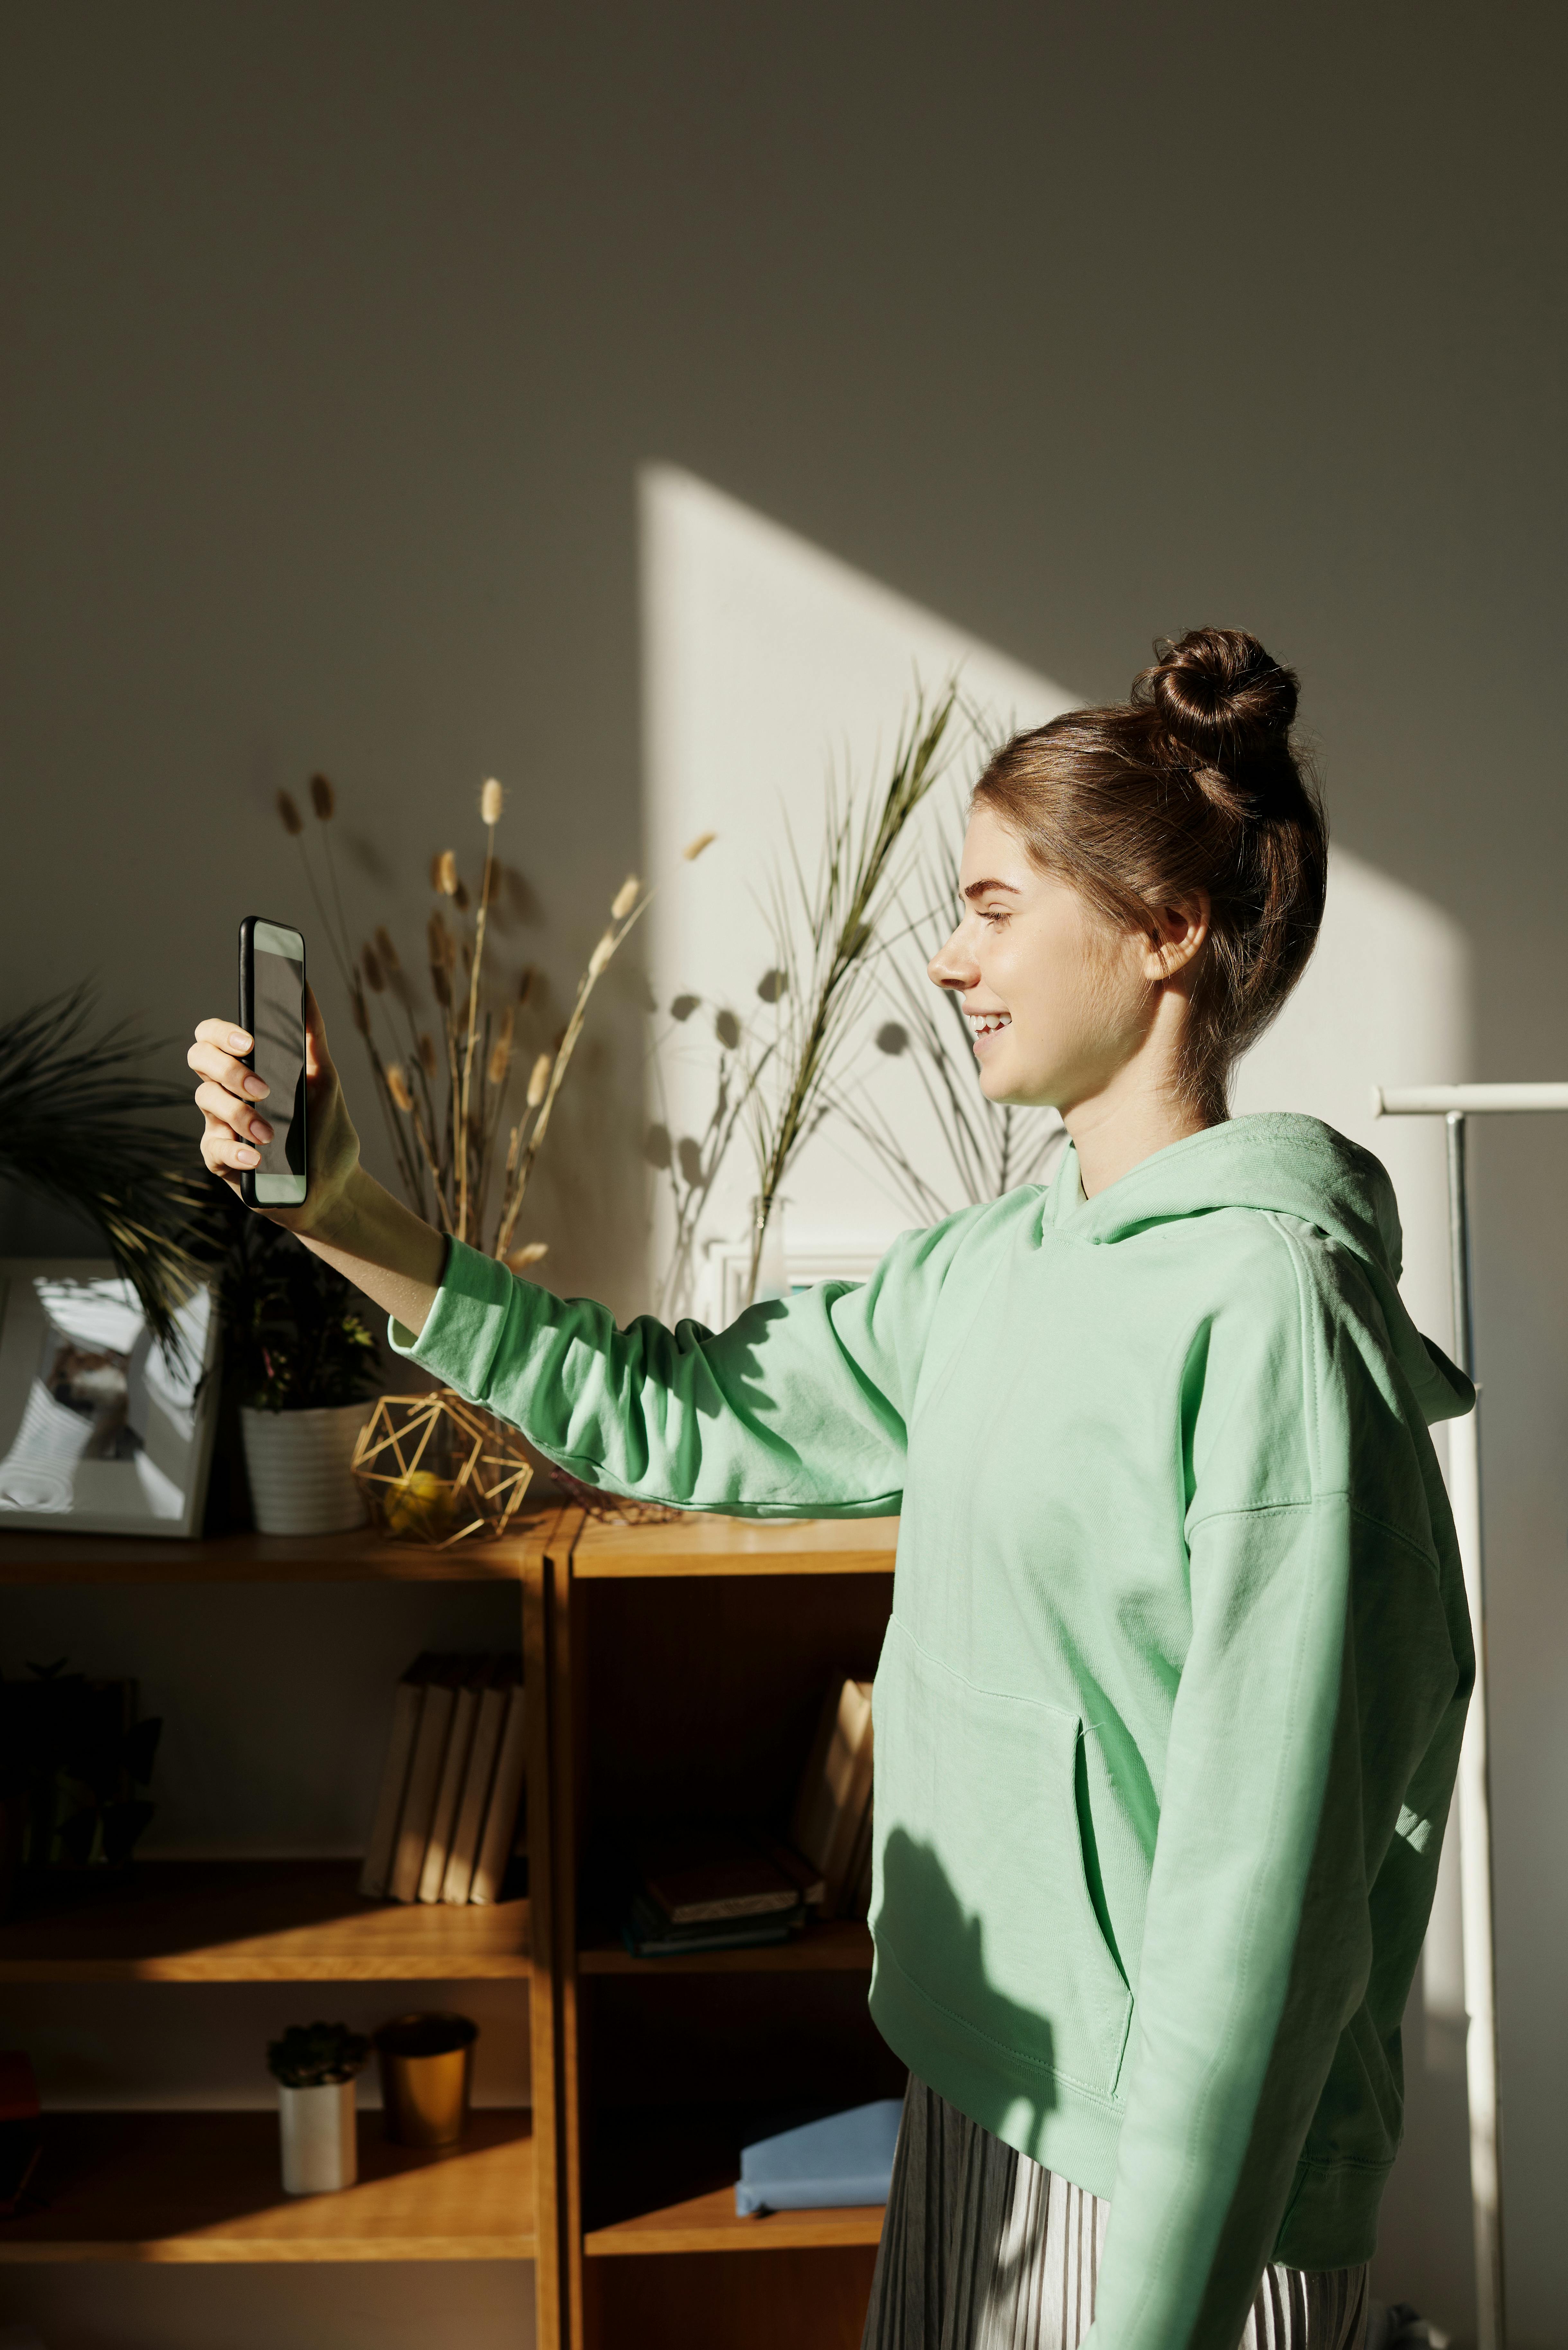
[971,628,1327,1122]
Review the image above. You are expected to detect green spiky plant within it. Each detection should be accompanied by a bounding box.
[0,986,204,1356]
[743,684,960,1302]
[266,2021,370,2088]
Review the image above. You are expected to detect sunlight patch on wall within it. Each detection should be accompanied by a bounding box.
[639,464,1471,1362]
[640,465,1077,1310]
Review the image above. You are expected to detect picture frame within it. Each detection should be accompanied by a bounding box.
[0,1258,221,1538]
[699,1240,888,1332]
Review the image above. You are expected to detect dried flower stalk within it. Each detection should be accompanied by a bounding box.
[275,771,673,1264]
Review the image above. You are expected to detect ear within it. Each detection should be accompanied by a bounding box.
[1139,893,1209,983]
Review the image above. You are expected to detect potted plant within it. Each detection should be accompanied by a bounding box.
[267,2019,369,2194]
[216,1211,381,1535]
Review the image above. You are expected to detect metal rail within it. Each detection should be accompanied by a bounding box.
[1374,1079,1568,2350]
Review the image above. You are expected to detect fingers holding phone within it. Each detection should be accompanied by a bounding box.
[190,1021,274,1186]
[190,922,360,1234]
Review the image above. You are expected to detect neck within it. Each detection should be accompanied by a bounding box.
[1062,1061,1215,1198]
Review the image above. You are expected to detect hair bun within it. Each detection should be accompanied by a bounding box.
[1142,628,1298,763]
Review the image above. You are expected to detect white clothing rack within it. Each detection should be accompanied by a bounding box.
[1371,1081,1568,2350]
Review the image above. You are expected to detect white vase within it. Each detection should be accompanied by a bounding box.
[277,2077,358,2194]
[240,1403,372,1536]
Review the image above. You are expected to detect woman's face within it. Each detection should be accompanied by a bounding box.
[927,807,1156,1112]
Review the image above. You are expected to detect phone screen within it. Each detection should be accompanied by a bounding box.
[248,921,307,1203]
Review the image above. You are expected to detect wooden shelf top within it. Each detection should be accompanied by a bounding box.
[0,2108,535,2263]
[584,2178,885,2257]
[0,1504,574,1585]
[578,1920,872,1976]
[583,2110,889,2257]
[0,1861,531,1982]
[570,1513,897,1580]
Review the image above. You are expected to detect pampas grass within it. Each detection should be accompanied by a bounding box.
[276,772,680,1265]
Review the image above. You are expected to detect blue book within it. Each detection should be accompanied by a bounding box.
[735,2098,903,2216]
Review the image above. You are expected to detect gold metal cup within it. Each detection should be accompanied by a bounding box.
[374,2011,478,2149]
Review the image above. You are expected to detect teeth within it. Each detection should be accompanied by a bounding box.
[966,1011,1011,1035]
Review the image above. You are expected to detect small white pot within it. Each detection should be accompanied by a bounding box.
[278,2077,358,2194]
[241,1403,372,1536]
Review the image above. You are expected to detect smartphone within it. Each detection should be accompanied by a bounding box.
[237,918,308,1208]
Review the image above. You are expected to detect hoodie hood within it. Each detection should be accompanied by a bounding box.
[1050,1111,1474,1427]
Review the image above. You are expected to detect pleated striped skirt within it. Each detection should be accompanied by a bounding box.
[862,2078,1370,2350]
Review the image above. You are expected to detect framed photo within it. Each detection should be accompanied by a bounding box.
[0,1259,220,1537]
[700,1240,888,1332]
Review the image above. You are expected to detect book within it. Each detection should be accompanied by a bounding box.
[441,1658,515,1905]
[639,1827,802,1924]
[358,1654,433,1899]
[388,1657,464,1903]
[621,1891,802,1959]
[469,1676,527,1905]
[763,1834,826,1911]
[789,1675,874,1911]
[841,1789,875,1921]
[418,1657,484,1904]
[735,2098,902,2216]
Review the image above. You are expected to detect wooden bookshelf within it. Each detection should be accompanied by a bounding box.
[0,1505,568,1584]
[546,1513,900,2350]
[0,1861,531,1982]
[2,1504,901,2342]
[0,1505,579,2345]
[0,2109,535,2262]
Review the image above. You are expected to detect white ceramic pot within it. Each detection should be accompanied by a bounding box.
[278,2078,358,2194]
[240,1403,372,1536]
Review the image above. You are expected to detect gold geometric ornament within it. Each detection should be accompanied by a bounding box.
[350,1390,534,1548]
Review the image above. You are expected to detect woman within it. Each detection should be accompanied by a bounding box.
[191,630,1472,2350]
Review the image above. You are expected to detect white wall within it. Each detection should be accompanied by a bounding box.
[3,6,1564,2340]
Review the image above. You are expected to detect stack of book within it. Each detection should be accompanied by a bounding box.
[358,1653,526,1906]
[622,1827,820,1958]
[620,1672,875,1957]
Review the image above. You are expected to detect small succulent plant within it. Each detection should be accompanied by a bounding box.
[266,2020,370,2089]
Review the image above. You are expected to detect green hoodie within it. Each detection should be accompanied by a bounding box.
[390,1113,1473,2350]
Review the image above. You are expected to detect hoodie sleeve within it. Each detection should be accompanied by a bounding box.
[1086,1236,1469,2350]
[384,1222,966,1517]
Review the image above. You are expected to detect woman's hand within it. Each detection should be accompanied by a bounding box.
[189,986,446,1336]
[189,985,362,1243]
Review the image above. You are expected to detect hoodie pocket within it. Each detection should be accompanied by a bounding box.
[874,1618,1134,2104]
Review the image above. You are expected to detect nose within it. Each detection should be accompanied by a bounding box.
[928,921,978,994]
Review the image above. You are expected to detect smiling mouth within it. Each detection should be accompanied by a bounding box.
[965,1010,1012,1043]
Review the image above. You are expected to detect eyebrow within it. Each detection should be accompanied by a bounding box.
[962,877,1022,900]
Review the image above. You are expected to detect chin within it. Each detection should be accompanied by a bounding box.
[978,1055,1054,1111]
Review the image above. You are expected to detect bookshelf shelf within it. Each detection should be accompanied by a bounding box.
[0,1506,570,1586]
[0,2108,535,2263]
[584,2183,885,2256]
[570,1514,897,1580]
[0,1861,531,1982]
[576,1921,871,1976]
